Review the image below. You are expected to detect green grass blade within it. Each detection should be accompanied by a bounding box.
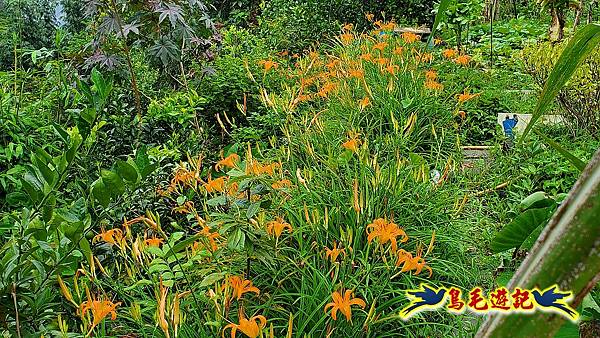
[535,130,587,171]
[428,0,453,46]
[522,24,600,138]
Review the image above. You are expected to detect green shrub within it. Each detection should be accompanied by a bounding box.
[522,41,600,137]
[258,0,435,52]
[194,26,285,144]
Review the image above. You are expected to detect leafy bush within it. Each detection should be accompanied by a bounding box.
[469,17,547,66]
[522,41,600,137]
[194,26,285,144]
[258,0,435,52]
[0,0,60,69]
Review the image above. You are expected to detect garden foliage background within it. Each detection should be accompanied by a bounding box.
[1,0,599,337]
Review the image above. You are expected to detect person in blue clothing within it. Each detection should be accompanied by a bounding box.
[502,114,519,139]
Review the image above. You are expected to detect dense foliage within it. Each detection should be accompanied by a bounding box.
[1,0,599,337]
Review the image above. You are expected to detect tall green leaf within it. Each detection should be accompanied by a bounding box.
[522,24,600,138]
[535,130,587,171]
[428,0,453,46]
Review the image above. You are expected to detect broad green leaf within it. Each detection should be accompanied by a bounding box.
[124,279,153,291]
[91,178,110,208]
[101,169,125,196]
[228,228,245,251]
[519,191,549,210]
[522,24,600,138]
[42,194,55,222]
[148,263,170,274]
[52,122,69,144]
[79,238,93,268]
[207,195,227,206]
[246,201,260,219]
[146,246,164,257]
[91,67,112,106]
[491,207,553,253]
[33,155,57,187]
[163,233,202,259]
[200,272,226,287]
[22,172,43,203]
[553,321,579,338]
[116,160,139,183]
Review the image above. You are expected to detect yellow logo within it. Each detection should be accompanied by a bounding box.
[400,283,578,321]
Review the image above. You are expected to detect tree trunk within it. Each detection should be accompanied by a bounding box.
[549,7,565,41]
[573,1,583,30]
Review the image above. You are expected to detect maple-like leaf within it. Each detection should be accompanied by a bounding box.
[157,3,184,27]
[120,22,141,38]
[148,37,179,65]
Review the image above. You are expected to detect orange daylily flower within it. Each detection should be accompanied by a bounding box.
[373,57,388,65]
[402,32,420,44]
[258,60,278,72]
[260,162,280,176]
[324,290,366,321]
[226,181,240,197]
[93,228,123,246]
[425,70,437,81]
[392,47,404,56]
[266,217,293,238]
[457,90,481,103]
[418,52,433,63]
[80,296,121,334]
[424,80,444,91]
[223,313,267,338]
[372,42,388,52]
[366,218,408,252]
[340,33,354,45]
[228,276,260,300]
[395,248,433,277]
[216,153,240,171]
[384,64,399,75]
[342,23,354,31]
[271,179,292,189]
[342,132,361,152]
[365,13,374,21]
[324,241,346,263]
[378,21,396,31]
[318,82,337,98]
[348,69,364,79]
[171,163,201,188]
[359,53,373,62]
[442,49,458,59]
[358,96,371,110]
[199,225,220,252]
[326,59,340,70]
[144,237,163,247]
[454,54,471,66]
[246,160,281,175]
[203,176,227,193]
